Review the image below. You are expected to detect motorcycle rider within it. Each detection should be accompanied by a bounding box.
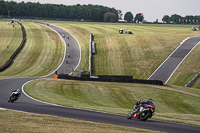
[133,99,154,113]
[8,89,21,102]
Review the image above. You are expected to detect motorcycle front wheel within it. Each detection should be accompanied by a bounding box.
[127,111,133,119]
[10,96,16,103]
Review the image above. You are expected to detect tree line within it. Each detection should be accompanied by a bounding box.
[123,12,144,23]
[0,1,118,22]
[162,14,200,24]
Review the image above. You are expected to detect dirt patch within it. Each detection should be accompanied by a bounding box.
[151,85,200,97]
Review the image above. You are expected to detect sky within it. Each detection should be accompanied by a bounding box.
[6,0,200,22]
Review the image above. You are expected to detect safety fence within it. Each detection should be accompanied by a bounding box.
[54,74,163,85]
[185,72,200,87]
[89,33,96,75]
[0,22,26,72]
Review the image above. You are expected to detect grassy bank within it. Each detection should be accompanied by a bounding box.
[0,20,22,66]
[168,40,200,88]
[1,20,200,130]
[24,78,200,126]
[0,110,160,133]
[0,21,64,78]
[46,21,200,87]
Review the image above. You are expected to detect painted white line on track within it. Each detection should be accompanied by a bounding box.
[37,23,67,78]
[148,37,190,81]
[22,78,125,118]
[19,22,124,118]
[0,107,7,110]
[43,23,81,76]
[165,40,200,84]
[148,36,200,84]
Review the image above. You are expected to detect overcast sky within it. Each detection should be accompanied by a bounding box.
[7,0,200,22]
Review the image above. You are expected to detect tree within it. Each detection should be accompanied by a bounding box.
[185,15,194,24]
[134,13,144,23]
[104,12,117,22]
[117,10,122,20]
[162,15,169,23]
[169,14,182,24]
[124,12,133,22]
[0,2,118,22]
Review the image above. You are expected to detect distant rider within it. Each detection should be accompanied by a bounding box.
[8,89,21,102]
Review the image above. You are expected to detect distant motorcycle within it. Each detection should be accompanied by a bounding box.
[8,89,21,103]
[127,102,155,121]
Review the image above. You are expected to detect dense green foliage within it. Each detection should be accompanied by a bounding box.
[162,14,200,24]
[124,12,133,22]
[103,12,117,22]
[134,13,144,23]
[0,1,118,22]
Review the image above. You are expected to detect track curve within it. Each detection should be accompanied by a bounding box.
[0,22,200,133]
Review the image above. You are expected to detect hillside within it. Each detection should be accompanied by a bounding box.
[1,20,199,127]
[0,20,22,67]
[24,78,200,126]
[48,21,200,87]
[0,21,64,78]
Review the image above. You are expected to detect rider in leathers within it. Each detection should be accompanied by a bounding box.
[8,89,21,102]
[133,99,154,113]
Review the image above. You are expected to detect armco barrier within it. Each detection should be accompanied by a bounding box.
[185,72,200,87]
[0,22,26,72]
[56,74,163,85]
[89,33,95,75]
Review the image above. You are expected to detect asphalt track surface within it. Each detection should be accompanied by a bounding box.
[148,36,200,83]
[0,22,200,133]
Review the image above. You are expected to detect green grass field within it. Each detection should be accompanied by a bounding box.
[47,21,200,88]
[1,20,200,130]
[0,20,22,66]
[0,110,160,133]
[24,78,200,126]
[0,21,64,78]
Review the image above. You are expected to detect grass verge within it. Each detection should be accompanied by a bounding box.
[24,78,200,126]
[0,20,22,66]
[0,110,161,133]
[0,21,64,78]
[46,21,200,87]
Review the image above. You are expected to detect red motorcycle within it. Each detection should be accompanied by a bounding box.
[127,103,155,121]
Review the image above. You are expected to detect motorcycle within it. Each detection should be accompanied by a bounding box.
[127,102,155,121]
[8,89,21,103]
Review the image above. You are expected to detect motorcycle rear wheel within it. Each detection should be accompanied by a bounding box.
[140,111,151,121]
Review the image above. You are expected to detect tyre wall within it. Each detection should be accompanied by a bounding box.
[55,74,163,85]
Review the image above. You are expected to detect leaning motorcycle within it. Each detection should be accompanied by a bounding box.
[8,91,21,103]
[127,103,155,121]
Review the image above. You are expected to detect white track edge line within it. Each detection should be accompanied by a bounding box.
[21,79,125,117]
[165,40,200,84]
[147,37,190,81]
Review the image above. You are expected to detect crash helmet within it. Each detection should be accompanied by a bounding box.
[147,99,153,103]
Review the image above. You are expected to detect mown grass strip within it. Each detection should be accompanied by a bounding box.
[0,20,22,66]
[0,110,160,133]
[48,21,200,87]
[168,41,200,87]
[24,78,200,126]
[0,21,64,78]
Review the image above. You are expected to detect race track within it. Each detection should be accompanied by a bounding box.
[148,36,200,83]
[0,22,200,133]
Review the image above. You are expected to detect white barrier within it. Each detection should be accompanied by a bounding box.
[185,72,200,87]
